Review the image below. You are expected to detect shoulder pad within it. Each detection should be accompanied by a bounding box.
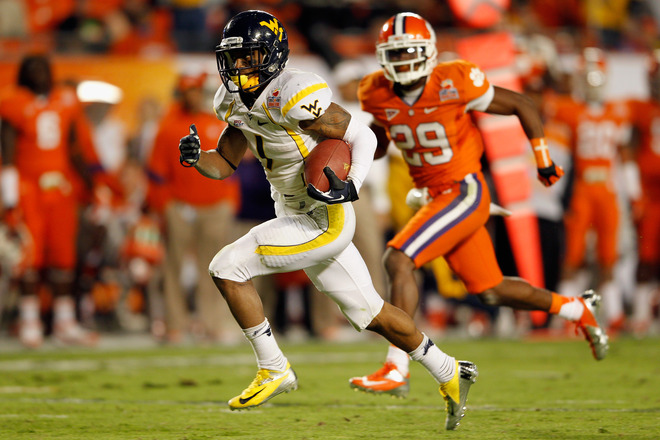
[279,70,332,124]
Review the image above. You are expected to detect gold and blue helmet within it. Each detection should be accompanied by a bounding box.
[216,10,289,95]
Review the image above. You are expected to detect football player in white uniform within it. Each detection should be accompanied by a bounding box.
[178,10,477,430]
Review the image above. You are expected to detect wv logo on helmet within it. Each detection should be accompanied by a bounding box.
[300,99,322,118]
[260,19,284,41]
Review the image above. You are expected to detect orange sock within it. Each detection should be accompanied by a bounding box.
[548,292,569,315]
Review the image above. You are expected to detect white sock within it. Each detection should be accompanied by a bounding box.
[385,344,410,376]
[54,296,76,323]
[243,318,287,371]
[408,333,455,384]
[556,297,585,322]
[600,280,623,323]
[20,296,40,322]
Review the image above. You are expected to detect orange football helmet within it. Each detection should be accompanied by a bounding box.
[376,12,437,86]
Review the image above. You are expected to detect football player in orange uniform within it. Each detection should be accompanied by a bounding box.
[552,48,641,333]
[349,13,609,399]
[628,49,660,335]
[0,54,99,348]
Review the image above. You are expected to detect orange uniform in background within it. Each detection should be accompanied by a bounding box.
[359,61,503,293]
[549,98,632,268]
[0,84,86,270]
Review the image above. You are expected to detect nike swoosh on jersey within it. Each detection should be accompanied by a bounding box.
[238,388,265,404]
[424,107,438,114]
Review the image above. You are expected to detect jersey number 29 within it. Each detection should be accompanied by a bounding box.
[390,122,453,167]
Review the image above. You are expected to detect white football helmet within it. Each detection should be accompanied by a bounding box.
[578,47,607,103]
[376,12,438,86]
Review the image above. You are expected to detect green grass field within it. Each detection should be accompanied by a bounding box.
[1,336,659,439]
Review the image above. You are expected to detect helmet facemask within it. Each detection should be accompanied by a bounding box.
[377,37,437,86]
[217,40,275,93]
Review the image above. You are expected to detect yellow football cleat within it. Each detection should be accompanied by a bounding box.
[439,360,478,430]
[228,362,298,410]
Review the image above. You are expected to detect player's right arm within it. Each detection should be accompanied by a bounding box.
[485,86,564,187]
[181,124,248,180]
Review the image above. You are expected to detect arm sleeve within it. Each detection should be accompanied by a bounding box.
[343,115,376,194]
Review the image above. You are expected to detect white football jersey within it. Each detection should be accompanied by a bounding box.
[213,68,333,213]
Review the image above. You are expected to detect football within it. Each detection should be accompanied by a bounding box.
[304,139,351,192]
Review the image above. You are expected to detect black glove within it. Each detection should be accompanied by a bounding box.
[179,124,201,167]
[307,167,359,205]
[537,162,564,187]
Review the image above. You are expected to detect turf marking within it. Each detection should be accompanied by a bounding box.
[0,351,379,372]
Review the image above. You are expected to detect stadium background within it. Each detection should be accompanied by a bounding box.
[0,0,659,344]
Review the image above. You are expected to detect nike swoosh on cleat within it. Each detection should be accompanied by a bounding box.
[238,388,265,404]
[359,379,400,387]
[257,120,268,126]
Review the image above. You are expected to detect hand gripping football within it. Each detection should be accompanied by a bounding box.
[304,139,351,192]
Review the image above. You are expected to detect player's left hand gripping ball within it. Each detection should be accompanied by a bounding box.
[307,167,359,205]
[179,124,201,167]
[537,162,564,187]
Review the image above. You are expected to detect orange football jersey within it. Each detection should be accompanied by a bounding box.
[359,60,492,193]
[550,98,631,188]
[0,85,83,180]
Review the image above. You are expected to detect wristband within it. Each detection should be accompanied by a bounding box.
[531,138,552,168]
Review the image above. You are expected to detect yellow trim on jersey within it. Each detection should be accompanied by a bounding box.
[255,204,344,256]
[262,103,310,158]
[281,83,328,118]
[224,100,235,121]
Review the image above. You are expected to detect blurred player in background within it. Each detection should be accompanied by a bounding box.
[628,49,660,336]
[146,71,241,344]
[552,47,641,333]
[0,54,99,348]
[178,10,477,431]
[349,12,608,399]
